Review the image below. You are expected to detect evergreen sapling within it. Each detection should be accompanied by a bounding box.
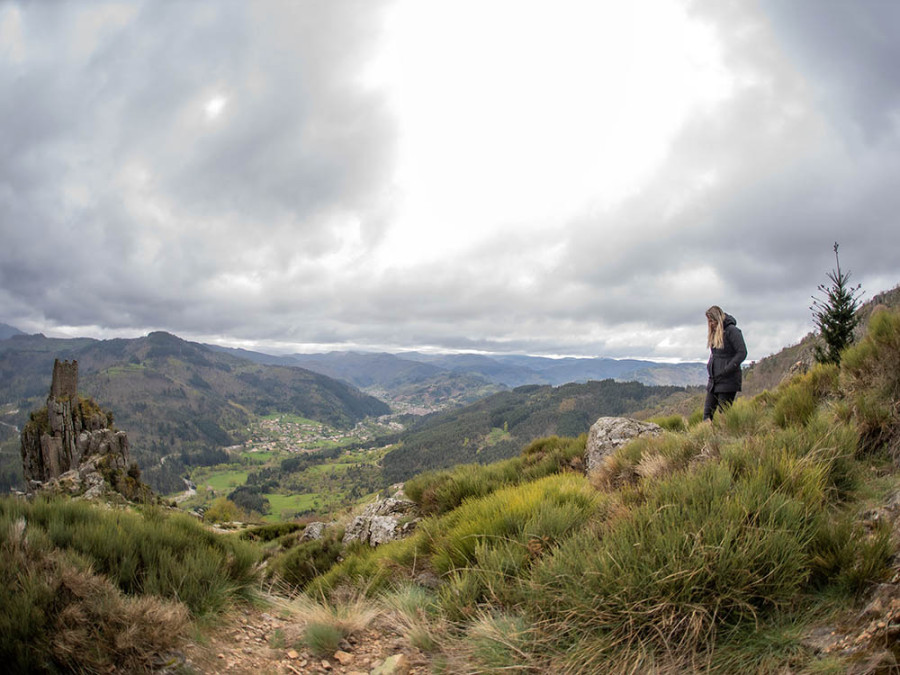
[810,242,862,365]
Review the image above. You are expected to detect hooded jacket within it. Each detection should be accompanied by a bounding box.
[707,314,747,393]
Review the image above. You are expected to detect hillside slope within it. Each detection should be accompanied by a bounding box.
[297,306,900,673]
[0,331,389,493]
[382,379,684,482]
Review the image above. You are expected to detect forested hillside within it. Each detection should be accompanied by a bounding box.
[0,331,389,493]
[382,379,684,482]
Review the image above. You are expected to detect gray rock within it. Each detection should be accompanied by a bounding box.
[301,522,327,541]
[585,416,663,474]
[342,497,419,547]
[20,358,136,500]
[371,653,411,675]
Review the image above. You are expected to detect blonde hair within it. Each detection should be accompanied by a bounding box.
[706,306,725,350]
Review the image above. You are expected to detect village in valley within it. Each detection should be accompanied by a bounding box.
[238,413,404,456]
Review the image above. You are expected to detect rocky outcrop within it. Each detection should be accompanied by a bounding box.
[300,521,327,541]
[342,497,420,547]
[20,359,148,501]
[585,416,663,474]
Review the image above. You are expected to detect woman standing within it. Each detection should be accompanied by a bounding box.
[704,306,747,421]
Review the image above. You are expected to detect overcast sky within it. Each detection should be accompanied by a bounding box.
[1,0,898,362]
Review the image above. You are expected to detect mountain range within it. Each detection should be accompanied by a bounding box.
[210,345,708,394]
[0,326,705,494]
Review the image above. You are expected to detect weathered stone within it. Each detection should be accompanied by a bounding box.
[301,521,327,541]
[371,653,411,675]
[342,497,419,547]
[585,416,663,475]
[20,358,142,501]
[333,650,353,665]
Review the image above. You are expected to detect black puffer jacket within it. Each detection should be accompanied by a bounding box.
[707,314,747,393]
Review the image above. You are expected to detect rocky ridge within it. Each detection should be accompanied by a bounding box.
[19,359,149,501]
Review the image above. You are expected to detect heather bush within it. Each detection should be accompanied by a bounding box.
[0,497,260,617]
[841,308,900,454]
[405,435,585,516]
[420,473,602,575]
[0,532,188,673]
[529,460,820,654]
[271,527,345,589]
[647,413,686,431]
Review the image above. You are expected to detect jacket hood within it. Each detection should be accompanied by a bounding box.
[724,314,737,328]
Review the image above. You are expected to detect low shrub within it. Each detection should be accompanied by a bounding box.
[720,396,768,435]
[773,378,819,428]
[593,423,718,491]
[405,435,586,516]
[1,514,188,673]
[529,459,825,654]
[687,407,704,427]
[841,309,900,454]
[808,509,892,594]
[308,535,423,597]
[271,529,345,589]
[203,496,246,524]
[421,473,603,575]
[0,497,260,617]
[239,522,303,543]
[647,414,686,432]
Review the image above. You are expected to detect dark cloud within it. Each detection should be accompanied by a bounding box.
[760,0,900,140]
[1,0,897,361]
[1,0,394,331]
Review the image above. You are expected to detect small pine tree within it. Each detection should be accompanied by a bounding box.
[810,242,862,365]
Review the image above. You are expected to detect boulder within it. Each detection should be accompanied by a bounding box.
[342,497,420,547]
[585,416,663,474]
[301,521,327,541]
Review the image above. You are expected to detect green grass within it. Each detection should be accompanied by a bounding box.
[262,413,321,424]
[199,469,249,491]
[239,450,278,464]
[263,493,325,522]
[1,498,261,616]
[298,310,900,672]
[104,363,147,376]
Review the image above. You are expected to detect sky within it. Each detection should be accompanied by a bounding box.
[1,0,898,363]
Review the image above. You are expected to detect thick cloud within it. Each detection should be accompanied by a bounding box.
[1,0,897,363]
[1,0,394,330]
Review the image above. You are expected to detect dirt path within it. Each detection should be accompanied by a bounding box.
[179,606,432,675]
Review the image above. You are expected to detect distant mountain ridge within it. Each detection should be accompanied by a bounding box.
[0,323,25,340]
[211,346,707,390]
[206,347,506,411]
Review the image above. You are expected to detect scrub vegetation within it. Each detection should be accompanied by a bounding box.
[274,307,900,672]
[3,307,900,672]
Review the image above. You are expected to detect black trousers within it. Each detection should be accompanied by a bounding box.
[703,391,736,420]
